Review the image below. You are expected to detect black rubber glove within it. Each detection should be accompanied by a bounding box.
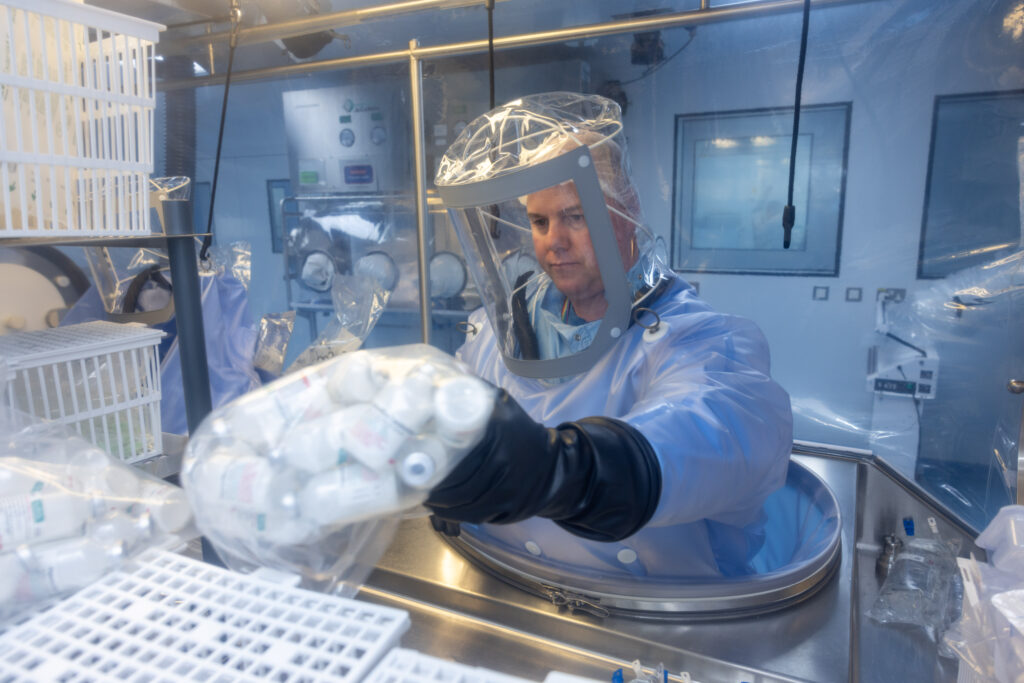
[429,515,462,538]
[425,389,662,542]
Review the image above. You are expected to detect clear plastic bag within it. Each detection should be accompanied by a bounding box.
[867,537,963,639]
[944,505,1024,681]
[977,506,1024,577]
[0,406,197,625]
[286,271,391,372]
[181,343,496,596]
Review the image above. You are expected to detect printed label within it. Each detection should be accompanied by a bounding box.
[0,495,33,550]
[31,499,44,523]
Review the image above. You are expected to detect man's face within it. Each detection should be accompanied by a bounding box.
[526,182,638,318]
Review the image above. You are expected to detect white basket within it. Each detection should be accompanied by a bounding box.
[0,549,411,682]
[0,320,164,463]
[0,0,162,238]
[366,649,535,683]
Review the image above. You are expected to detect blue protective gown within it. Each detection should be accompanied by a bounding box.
[455,273,793,578]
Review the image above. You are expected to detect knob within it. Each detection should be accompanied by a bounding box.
[1009,380,1024,394]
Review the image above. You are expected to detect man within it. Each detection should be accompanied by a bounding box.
[427,92,792,578]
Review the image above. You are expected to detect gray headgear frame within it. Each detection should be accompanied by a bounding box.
[437,146,632,379]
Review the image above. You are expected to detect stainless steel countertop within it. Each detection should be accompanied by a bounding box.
[356,454,857,683]
[355,453,976,683]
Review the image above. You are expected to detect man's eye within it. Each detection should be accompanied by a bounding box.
[530,218,547,230]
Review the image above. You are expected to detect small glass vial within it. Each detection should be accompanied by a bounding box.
[299,462,401,527]
[326,351,385,405]
[396,436,450,490]
[433,376,493,450]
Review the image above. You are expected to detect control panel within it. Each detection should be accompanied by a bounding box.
[283,84,407,194]
[867,356,940,399]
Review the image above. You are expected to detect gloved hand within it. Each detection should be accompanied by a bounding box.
[425,389,662,542]
[429,515,462,537]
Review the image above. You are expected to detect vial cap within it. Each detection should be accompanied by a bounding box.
[399,451,437,489]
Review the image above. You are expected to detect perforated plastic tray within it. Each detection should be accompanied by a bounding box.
[365,648,534,683]
[0,549,410,682]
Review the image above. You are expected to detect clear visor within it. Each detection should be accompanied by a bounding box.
[445,152,652,378]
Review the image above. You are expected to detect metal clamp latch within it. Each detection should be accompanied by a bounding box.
[542,585,610,618]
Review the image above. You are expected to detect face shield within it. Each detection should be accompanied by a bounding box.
[435,93,666,379]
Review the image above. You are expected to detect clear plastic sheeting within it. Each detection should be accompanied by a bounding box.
[285,196,406,305]
[875,247,1024,530]
[181,344,496,596]
[944,506,1024,681]
[253,310,297,381]
[286,272,391,372]
[0,408,196,626]
[148,176,191,202]
[158,242,262,435]
[81,243,171,317]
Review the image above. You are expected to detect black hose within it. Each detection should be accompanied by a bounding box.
[200,14,241,262]
[486,0,495,109]
[782,0,812,250]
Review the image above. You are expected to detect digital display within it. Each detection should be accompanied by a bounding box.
[874,378,917,395]
[344,165,374,184]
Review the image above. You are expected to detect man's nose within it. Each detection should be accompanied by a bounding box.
[546,218,571,249]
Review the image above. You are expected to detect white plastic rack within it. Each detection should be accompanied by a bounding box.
[0,320,164,463]
[0,549,411,682]
[366,648,535,683]
[0,0,162,238]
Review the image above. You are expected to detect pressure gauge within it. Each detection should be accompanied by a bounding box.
[370,125,387,146]
[339,128,355,147]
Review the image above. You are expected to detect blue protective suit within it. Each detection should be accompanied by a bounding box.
[456,273,793,578]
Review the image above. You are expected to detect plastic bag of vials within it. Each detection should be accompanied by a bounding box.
[181,343,496,595]
[0,406,197,626]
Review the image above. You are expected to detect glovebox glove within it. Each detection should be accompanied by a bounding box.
[425,389,662,542]
[429,515,462,537]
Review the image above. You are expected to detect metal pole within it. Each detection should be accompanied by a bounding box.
[161,0,499,52]
[160,0,874,90]
[409,39,431,345]
[1017,405,1024,505]
[162,194,223,567]
[160,199,213,432]
[1013,380,1024,504]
